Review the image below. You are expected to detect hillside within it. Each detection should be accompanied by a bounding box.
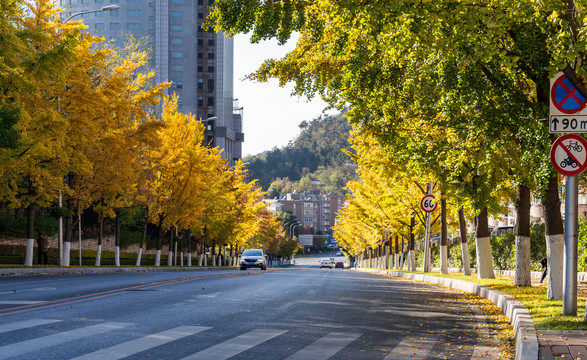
[244,112,357,195]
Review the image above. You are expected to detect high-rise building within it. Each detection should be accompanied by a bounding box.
[55,0,244,163]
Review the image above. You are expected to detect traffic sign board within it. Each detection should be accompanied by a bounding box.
[550,134,587,176]
[420,194,437,213]
[549,115,587,133]
[551,74,587,114]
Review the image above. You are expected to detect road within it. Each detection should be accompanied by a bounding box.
[0,259,512,359]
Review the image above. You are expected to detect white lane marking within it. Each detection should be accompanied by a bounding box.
[0,300,45,305]
[0,287,57,295]
[181,329,288,360]
[0,322,132,359]
[285,332,361,360]
[71,326,211,360]
[195,292,220,298]
[383,336,437,359]
[0,319,62,334]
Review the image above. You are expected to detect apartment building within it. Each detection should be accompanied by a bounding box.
[55,0,244,163]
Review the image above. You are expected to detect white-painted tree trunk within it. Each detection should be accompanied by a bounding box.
[95,244,102,267]
[461,242,471,276]
[204,254,207,266]
[135,248,143,267]
[218,255,222,267]
[174,242,178,266]
[212,255,216,267]
[63,242,71,266]
[114,246,120,267]
[180,251,184,266]
[167,251,173,266]
[408,250,416,271]
[394,253,399,269]
[514,235,531,286]
[440,245,448,274]
[475,236,495,279]
[24,238,34,266]
[187,253,192,267]
[229,256,233,267]
[546,234,564,299]
[155,250,161,267]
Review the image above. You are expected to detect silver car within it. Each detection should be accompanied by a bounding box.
[240,249,267,270]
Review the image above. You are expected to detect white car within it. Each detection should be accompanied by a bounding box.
[319,258,332,269]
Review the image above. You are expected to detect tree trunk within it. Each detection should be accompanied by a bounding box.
[136,208,148,266]
[168,229,173,266]
[187,229,192,266]
[440,197,448,274]
[155,215,163,267]
[458,208,471,276]
[475,208,495,279]
[114,212,120,267]
[95,215,103,266]
[63,198,74,267]
[24,195,35,267]
[408,215,416,271]
[514,184,532,286]
[542,171,564,299]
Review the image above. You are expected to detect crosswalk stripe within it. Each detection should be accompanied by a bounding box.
[71,326,211,360]
[284,332,361,360]
[0,319,61,335]
[0,300,45,305]
[383,336,437,360]
[0,322,132,360]
[181,329,288,360]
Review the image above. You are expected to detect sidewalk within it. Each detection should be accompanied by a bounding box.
[538,331,587,360]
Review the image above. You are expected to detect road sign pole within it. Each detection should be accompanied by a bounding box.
[423,181,433,273]
[563,174,578,315]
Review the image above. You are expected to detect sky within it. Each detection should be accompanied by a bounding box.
[233,33,336,157]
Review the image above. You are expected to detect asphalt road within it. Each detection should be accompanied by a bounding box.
[0,261,512,359]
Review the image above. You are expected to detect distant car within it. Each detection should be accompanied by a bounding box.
[319,258,332,269]
[240,249,267,270]
[335,261,344,269]
[336,251,344,256]
[492,226,514,236]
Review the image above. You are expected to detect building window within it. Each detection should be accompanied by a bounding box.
[207,97,214,106]
[95,23,104,30]
[171,65,183,72]
[177,96,183,106]
[207,39,215,46]
[198,53,203,59]
[110,23,120,30]
[207,66,214,72]
[172,0,183,3]
[127,10,142,16]
[95,0,104,3]
[197,66,203,72]
[110,0,118,2]
[198,12,204,19]
[198,39,203,46]
[172,79,183,88]
[127,23,142,30]
[198,96,203,106]
[127,0,141,2]
[171,25,183,31]
[110,10,119,16]
[171,38,183,45]
[171,11,183,18]
[148,16,155,21]
[171,51,183,58]
[207,79,214,91]
[207,53,214,59]
[95,11,104,17]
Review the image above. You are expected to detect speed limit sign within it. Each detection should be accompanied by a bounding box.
[421,194,437,213]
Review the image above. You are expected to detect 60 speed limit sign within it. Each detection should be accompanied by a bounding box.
[421,194,437,213]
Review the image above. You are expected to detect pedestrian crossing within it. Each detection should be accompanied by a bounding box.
[0,317,494,359]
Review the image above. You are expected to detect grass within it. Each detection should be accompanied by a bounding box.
[390,270,587,330]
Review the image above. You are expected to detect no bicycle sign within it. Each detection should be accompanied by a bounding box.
[550,134,587,176]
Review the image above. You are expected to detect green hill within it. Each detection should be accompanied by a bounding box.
[244,112,357,195]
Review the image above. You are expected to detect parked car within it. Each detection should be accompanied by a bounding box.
[240,249,267,270]
[335,261,344,269]
[319,258,333,269]
[336,251,344,256]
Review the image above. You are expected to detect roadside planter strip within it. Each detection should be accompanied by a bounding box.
[357,268,538,360]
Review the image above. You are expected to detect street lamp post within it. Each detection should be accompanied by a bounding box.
[57,4,120,266]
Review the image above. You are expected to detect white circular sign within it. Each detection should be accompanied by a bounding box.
[550,134,587,176]
[420,194,437,213]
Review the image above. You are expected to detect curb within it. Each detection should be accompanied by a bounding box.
[357,268,538,360]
